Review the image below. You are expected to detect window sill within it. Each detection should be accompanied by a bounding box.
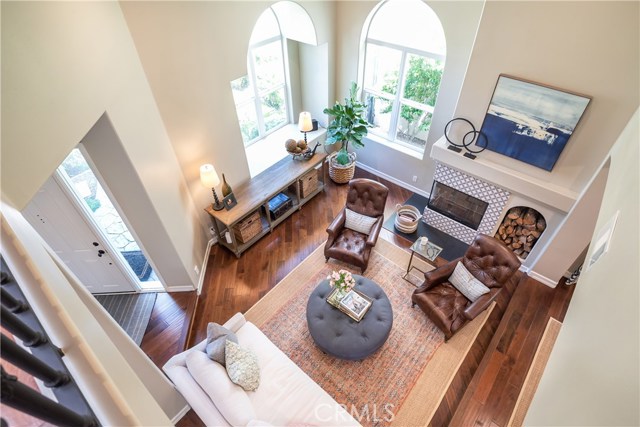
[364,132,425,161]
[246,124,326,177]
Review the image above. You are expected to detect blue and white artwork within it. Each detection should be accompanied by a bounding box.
[478,75,590,171]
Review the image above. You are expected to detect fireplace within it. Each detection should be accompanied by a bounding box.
[427,136,576,282]
[427,182,488,230]
[423,163,511,245]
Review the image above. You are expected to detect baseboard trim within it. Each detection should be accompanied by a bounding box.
[508,318,562,426]
[528,270,558,288]
[164,285,197,292]
[197,238,215,295]
[170,403,192,425]
[356,162,430,198]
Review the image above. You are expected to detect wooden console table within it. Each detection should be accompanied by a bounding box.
[206,152,327,257]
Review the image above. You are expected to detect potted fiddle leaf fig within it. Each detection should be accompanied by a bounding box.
[323,82,370,184]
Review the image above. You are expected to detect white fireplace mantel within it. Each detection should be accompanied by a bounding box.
[431,137,578,213]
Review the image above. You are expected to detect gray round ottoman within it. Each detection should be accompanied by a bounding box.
[306,275,393,360]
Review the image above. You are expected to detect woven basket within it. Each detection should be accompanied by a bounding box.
[394,204,421,233]
[328,151,356,184]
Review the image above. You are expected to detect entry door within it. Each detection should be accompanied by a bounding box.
[23,177,136,293]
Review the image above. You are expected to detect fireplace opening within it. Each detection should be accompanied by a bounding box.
[495,206,547,259]
[427,181,489,230]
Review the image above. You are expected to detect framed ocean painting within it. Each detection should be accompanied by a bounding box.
[478,75,591,171]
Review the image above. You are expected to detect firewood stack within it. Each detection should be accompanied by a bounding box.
[494,207,546,259]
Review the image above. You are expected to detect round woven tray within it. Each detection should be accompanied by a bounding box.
[328,152,356,184]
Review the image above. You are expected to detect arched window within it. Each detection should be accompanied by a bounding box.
[362,0,446,153]
[231,7,289,146]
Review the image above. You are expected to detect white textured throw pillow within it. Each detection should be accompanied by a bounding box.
[225,340,261,391]
[449,262,490,302]
[345,208,377,235]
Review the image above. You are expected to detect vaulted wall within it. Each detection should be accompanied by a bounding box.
[1,1,202,288]
[526,108,639,427]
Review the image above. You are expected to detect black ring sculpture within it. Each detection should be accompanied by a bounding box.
[444,118,488,159]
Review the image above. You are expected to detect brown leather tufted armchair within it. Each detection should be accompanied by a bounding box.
[324,178,389,273]
[412,234,521,341]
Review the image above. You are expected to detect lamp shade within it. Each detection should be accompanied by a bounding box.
[200,164,220,188]
[298,112,313,132]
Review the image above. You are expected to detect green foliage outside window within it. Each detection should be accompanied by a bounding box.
[231,76,250,92]
[381,57,443,140]
[240,122,259,143]
[263,91,283,111]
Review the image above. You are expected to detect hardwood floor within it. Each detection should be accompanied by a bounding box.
[140,291,197,369]
[187,167,413,347]
[140,166,575,426]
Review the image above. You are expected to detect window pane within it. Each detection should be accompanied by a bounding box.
[368,0,446,56]
[59,149,90,179]
[397,103,432,148]
[261,88,287,132]
[235,102,259,145]
[402,54,443,107]
[249,8,280,45]
[364,92,392,136]
[252,41,285,93]
[231,75,253,105]
[364,44,402,96]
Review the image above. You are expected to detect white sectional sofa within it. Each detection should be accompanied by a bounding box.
[163,313,360,427]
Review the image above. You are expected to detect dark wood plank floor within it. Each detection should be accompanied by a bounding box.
[140,166,575,427]
[140,291,197,368]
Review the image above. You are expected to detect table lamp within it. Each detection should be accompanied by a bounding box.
[200,164,224,211]
[298,112,313,145]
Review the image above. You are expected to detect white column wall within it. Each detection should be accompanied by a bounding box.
[525,109,639,427]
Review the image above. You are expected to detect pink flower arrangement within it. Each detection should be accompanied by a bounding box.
[327,269,356,293]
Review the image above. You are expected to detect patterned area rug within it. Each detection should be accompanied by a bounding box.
[259,250,444,426]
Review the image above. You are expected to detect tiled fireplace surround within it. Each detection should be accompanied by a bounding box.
[424,138,577,280]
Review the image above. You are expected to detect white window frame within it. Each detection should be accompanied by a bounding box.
[235,11,291,148]
[362,32,445,153]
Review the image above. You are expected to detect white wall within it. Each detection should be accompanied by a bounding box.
[454,1,639,194]
[453,1,639,285]
[1,1,203,288]
[530,164,608,285]
[81,115,196,289]
[333,0,485,192]
[119,1,337,234]
[525,109,639,426]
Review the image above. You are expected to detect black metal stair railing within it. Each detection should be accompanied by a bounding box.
[0,257,100,427]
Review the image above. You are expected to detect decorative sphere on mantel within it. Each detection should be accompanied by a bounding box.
[285,138,297,152]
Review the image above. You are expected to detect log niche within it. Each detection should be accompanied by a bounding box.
[494,206,546,259]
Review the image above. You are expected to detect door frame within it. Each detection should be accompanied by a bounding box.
[54,144,165,292]
[51,172,141,292]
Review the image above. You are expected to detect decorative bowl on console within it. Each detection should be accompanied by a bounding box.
[285,139,320,160]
